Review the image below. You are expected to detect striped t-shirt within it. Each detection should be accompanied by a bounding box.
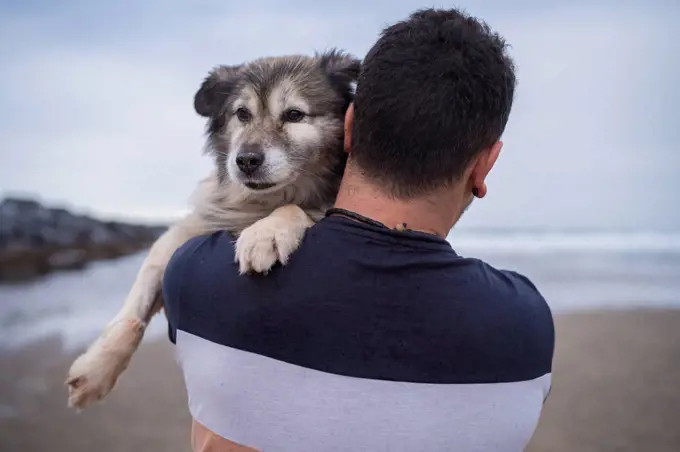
[163,215,555,452]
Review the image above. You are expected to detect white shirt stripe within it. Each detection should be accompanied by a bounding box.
[177,330,551,452]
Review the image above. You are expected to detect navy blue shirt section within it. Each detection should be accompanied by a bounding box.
[162,215,554,384]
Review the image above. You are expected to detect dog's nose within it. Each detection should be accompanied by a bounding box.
[236,151,265,175]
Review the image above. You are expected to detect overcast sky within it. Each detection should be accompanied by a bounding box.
[1,0,678,230]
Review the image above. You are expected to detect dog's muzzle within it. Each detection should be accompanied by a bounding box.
[236,149,264,176]
[235,145,277,190]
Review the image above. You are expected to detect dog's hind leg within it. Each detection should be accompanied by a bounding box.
[66,213,208,410]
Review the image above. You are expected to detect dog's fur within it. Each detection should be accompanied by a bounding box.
[65,50,360,410]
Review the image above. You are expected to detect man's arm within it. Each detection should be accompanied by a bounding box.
[162,235,193,344]
[502,268,555,404]
[162,233,265,451]
[163,233,236,344]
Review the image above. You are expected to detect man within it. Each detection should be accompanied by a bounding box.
[163,7,554,452]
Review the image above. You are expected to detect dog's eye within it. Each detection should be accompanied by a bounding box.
[235,107,251,122]
[284,109,305,122]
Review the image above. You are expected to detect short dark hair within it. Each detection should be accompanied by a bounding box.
[351,8,516,197]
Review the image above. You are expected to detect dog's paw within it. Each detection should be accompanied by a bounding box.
[234,209,312,274]
[65,318,144,410]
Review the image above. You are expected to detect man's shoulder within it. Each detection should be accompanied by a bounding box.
[163,231,237,343]
[451,256,554,347]
[163,231,236,302]
[461,256,551,313]
[398,253,555,383]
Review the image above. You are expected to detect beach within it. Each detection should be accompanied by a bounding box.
[1,309,679,452]
[528,309,680,452]
[1,234,679,451]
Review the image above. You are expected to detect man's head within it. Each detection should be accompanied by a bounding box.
[345,8,516,205]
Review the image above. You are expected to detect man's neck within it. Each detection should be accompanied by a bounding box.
[332,168,467,239]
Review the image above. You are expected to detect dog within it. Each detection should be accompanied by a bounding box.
[65,49,361,410]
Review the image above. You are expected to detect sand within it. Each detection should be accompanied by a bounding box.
[1,309,679,452]
[527,309,680,452]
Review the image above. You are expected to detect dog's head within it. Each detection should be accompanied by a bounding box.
[194,50,360,193]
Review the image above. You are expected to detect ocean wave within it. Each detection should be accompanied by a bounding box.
[447,231,680,253]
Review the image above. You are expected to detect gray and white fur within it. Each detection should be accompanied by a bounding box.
[65,50,361,410]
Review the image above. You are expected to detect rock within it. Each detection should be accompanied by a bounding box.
[0,197,167,282]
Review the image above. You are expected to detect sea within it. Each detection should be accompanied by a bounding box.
[1,229,679,352]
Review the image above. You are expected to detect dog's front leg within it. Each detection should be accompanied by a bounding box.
[234,204,315,274]
[66,213,208,410]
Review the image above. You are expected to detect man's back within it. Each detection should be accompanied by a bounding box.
[164,215,554,452]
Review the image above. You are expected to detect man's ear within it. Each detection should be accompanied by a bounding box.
[193,65,242,117]
[470,141,503,198]
[317,49,361,106]
[344,103,354,154]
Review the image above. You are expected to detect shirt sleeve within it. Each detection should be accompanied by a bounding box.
[162,235,205,344]
[161,232,239,344]
[502,269,556,398]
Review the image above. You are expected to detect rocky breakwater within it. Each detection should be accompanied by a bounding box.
[0,197,167,282]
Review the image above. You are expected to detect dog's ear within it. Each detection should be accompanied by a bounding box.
[194,65,242,117]
[318,49,361,80]
[317,49,361,99]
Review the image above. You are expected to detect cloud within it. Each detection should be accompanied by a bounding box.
[0,0,678,229]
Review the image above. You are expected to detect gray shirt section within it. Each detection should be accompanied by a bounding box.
[177,330,552,452]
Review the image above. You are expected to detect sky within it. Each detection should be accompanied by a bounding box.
[0,0,678,230]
